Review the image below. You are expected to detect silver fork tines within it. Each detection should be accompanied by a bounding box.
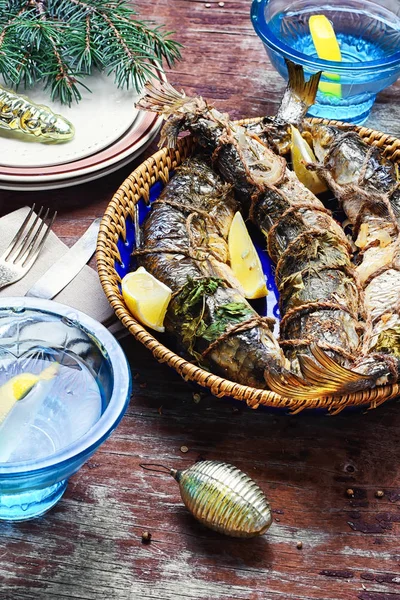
[0,206,57,290]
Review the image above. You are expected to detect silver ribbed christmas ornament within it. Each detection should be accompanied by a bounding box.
[141,460,272,538]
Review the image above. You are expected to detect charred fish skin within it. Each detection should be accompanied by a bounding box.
[312,126,400,220]
[311,124,400,374]
[251,180,362,373]
[0,85,74,142]
[136,80,386,397]
[251,60,400,381]
[244,61,396,392]
[137,81,287,208]
[137,156,287,388]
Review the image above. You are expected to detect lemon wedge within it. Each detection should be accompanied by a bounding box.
[290,125,327,195]
[228,212,267,300]
[122,267,172,332]
[309,14,342,98]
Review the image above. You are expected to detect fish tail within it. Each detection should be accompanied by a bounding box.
[286,59,321,107]
[136,80,188,115]
[136,80,210,147]
[265,344,378,399]
[276,60,322,125]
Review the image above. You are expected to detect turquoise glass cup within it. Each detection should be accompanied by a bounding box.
[0,297,131,521]
[251,0,400,124]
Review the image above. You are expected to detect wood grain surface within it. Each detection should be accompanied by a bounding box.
[1,2,400,599]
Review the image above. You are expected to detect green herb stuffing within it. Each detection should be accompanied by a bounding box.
[174,277,222,318]
[203,303,253,342]
[173,277,253,361]
[174,277,221,361]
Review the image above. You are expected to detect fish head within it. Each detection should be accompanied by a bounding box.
[44,113,75,141]
[30,108,75,142]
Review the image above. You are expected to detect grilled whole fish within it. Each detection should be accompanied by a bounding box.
[310,124,400,373]
[245,61,400,394]
[136,80,391,397]
[136,156,287,388]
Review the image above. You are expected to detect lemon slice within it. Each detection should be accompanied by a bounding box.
[290,125,327,195]
[309,14,342,98]
[0,362,59,426]
[0,374,38,426]
[11,374,41,401]
[122,267,172,332]
[228,212,267,300]
[309,15,342,61]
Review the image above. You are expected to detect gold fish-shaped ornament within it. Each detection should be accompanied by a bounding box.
[141,460,272,538]
[0,85,74,142]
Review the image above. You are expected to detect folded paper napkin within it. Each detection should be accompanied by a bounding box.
[0,206,115,325]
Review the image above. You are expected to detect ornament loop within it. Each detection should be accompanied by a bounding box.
[139,463,172,474]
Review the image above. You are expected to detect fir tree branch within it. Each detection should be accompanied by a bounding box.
[0,4,30,83]
[65,0,182,78]
[0,0,182,104]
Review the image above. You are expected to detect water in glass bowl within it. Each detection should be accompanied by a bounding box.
[271,1,400,61]
[0,349,103,464]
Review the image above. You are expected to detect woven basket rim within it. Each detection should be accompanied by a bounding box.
[96,116,400,413]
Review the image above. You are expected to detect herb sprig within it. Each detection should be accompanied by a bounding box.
[173,278,254,362]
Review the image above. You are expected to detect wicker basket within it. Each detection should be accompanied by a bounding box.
[97,117,400,413]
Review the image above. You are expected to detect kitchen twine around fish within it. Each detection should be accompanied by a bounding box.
[96,117,400,414]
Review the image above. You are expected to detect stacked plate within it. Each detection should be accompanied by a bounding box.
[0,73,162,191]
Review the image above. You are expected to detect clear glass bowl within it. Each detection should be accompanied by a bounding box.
[251,0,400,124]
[0,297,131,521]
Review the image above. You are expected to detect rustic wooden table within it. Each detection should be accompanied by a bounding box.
[2,2,400,599]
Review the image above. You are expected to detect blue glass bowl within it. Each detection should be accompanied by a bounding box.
[251,0,400,124]
[0,297,131,521]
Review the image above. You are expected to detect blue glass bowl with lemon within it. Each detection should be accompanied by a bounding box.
[251,0,400,124]
[0,297,131,521]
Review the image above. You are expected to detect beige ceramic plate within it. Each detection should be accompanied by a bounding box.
[0,114,161,190]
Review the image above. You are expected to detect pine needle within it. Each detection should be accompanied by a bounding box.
[0,0,182,105]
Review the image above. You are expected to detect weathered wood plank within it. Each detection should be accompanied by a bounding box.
[3,337,400,599]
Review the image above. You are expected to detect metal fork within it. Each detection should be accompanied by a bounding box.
[0,205,57,290]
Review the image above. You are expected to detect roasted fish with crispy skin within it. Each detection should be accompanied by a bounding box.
[310,125,400,374]
[135,156,287,388]
[136,78,392,397]
[247,61,400,392]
